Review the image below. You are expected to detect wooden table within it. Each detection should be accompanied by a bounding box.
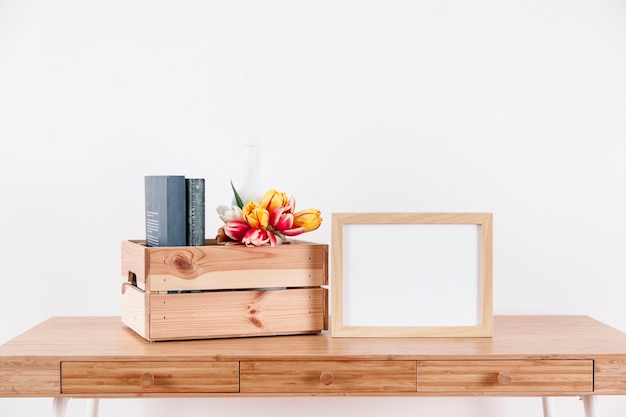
[2,315,626,417]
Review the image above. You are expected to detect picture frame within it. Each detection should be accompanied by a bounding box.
[331,212,493,338]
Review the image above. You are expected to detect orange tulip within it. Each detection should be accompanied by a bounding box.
[260,190,291,214]
[242,202,269,229]
[293,209,322,232]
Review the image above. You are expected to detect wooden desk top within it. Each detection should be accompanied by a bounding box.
[2,315,626,359]
[2,315,626,398]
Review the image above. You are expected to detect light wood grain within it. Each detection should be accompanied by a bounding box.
[122,239,328,292]
[0,358,60,396]
[122,284,326,341]
[240,361,416,393]
[3,316,626,360]
[62,361,238,394]
[594,359,626,394]
[2,316,626,398]
[148,288,326,341]
[121,239,329,341]
[120,282,147,339]
[417,360,592,394]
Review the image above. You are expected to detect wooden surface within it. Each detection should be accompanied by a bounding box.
[1,315,626,398]
[122,239,328,292]
[122,284,327,341]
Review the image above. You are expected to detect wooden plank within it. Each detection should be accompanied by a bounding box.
[122,240,328,292]
[2,316,626,398]
[594,359,626,394]
[149,288,326,340]
[241,361,416,393]
[417,360,592,393]
[62,361,239,394]
[0,358,60,396]
[2,316,626,361]
[120,283,149,340]
[121,240,149,290]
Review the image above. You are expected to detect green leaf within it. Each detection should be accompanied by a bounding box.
[231,180,244,209]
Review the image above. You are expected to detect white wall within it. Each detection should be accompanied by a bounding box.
[1,1,625,416]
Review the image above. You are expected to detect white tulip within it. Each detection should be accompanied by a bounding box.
[216,205,243,223]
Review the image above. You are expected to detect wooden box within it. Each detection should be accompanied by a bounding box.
[121,239,328,341]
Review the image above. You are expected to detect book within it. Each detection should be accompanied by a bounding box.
[186,178,205,246]
[144,175,186,247]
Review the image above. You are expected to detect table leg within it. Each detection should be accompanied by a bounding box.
[581,395,598,417]
[542,397,555,417]
[52,398,69,417]
[50,395,597,417]
[86,399,100,417]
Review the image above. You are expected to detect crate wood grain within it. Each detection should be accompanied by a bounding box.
[121,239,328,292]
[122,284,327,341]
[121,239,329,341]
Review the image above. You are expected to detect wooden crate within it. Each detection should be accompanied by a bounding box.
[121,239,328,341]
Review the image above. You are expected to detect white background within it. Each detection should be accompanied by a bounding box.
[1,1,625,416]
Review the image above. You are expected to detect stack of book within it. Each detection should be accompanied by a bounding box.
[144,175,205,247]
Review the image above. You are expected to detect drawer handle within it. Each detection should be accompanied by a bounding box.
[497,372,512,384]
[140,372,155,386]
[320,371,334,385]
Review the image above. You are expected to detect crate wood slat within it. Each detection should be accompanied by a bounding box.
[122,239,328,292]
[121,284,327,341]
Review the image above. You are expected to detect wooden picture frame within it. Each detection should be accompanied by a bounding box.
[331,212,493,338]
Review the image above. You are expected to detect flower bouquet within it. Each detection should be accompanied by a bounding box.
[216,183,323,247]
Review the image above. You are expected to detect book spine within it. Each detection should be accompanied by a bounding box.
[186,178,205,246]
[145,175,187,247]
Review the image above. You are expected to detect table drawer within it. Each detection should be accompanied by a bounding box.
[595,359,626,394]
[61,361,239,394]
[417,360,593,393]
[241,361,416,393]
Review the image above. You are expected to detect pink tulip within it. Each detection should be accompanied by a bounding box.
[269,206,294,231]
[281,226,306,237]
[242,228,277,247]
[224,220,250,241]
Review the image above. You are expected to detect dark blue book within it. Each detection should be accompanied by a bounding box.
[145,175,186,247]
[186,178,205,246]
